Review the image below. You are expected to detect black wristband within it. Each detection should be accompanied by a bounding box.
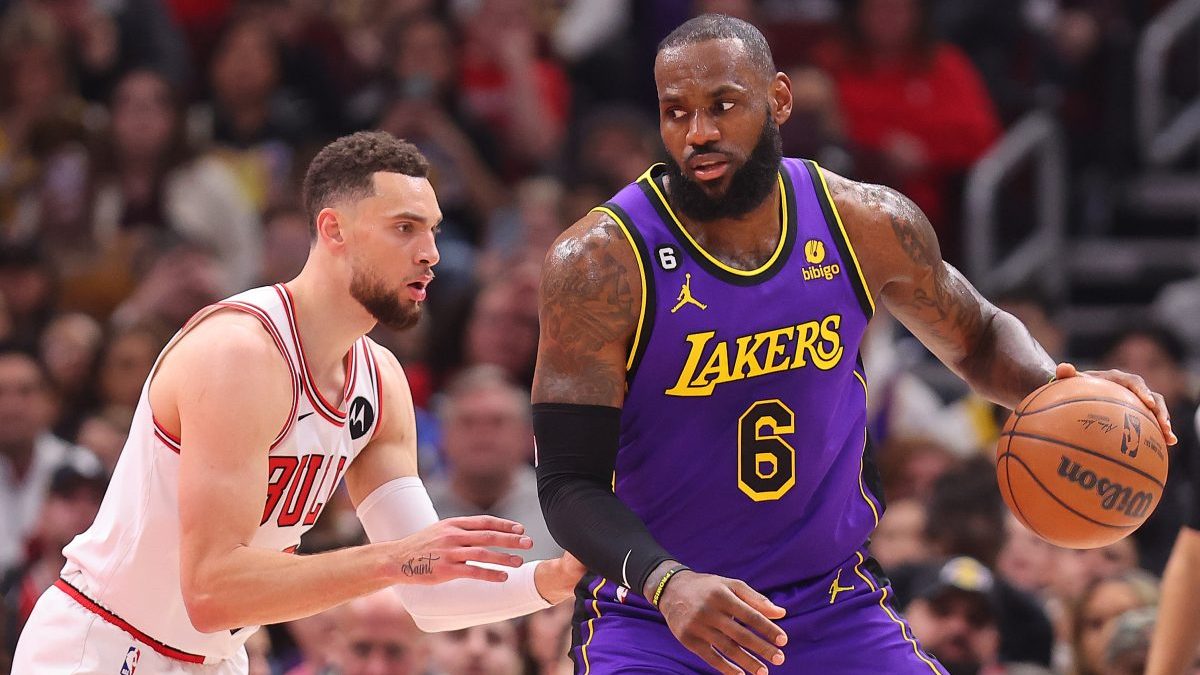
[534,402,675,595]
[650,564,691,607]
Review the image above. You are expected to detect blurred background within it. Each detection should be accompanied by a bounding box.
[1,0,1200,673]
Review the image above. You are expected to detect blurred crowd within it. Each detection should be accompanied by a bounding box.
[0,0,1198,673]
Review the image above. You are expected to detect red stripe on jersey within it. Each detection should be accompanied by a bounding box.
[369,344,385,438]
[154,429,181,454]
[54,579,206,664]
[218,300,302,448]
[152,417,182,453]
[274,284,348,425]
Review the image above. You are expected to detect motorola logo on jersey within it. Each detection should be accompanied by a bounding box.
[349,396,375,440]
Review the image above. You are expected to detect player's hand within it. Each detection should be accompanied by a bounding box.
[534,551,587,604]
[388,515,532,585]
[654,570,787,675]
[1056,363,1177,445]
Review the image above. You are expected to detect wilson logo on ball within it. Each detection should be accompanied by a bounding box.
[1057,456,1154,518]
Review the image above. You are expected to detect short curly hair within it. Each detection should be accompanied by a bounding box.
[301,131,430,239]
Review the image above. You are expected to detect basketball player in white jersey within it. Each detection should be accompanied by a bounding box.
[13,131,585,673]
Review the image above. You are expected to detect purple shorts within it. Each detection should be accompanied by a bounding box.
[568,550,947,674]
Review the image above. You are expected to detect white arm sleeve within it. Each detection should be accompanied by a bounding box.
[355,476,552,632]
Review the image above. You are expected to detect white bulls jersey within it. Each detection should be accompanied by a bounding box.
[58,284,384,663]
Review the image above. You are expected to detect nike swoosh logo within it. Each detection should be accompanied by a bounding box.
[297,412,315,422]
[621,550,632,589]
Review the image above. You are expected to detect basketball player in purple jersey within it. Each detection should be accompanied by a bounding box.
[531,15,1176,675]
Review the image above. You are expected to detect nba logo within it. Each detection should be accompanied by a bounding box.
[1121,412,1142,458]
[120,645,140,674]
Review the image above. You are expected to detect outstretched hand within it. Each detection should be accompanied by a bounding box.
[535,551,588,604]
[1055,363,1177,445]
[389,515,532,585]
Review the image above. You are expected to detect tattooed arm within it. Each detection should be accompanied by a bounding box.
[827,170,1052,407]
[533,212,788,675]
[827,169,1174,440]
[533,211,639,407]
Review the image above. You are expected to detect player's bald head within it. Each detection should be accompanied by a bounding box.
[657,14,776,80]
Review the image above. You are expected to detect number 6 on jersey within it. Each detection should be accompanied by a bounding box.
[738,399,796,501]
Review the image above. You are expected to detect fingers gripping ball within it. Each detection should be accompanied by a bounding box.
[997,377,1168,549]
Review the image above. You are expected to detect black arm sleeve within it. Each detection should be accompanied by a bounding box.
[534,403,675,595]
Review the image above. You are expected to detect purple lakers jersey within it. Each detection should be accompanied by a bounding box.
[599,158,882,592]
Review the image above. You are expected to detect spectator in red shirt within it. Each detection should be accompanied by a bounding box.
[455,0,570,177]
[817,0,1001,264]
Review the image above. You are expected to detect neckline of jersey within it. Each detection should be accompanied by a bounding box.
[640,163,792,280]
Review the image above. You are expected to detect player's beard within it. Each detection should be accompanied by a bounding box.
[663,113,782,222]
[349,264,422,331]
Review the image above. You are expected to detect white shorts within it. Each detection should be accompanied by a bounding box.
[12,583,248,675]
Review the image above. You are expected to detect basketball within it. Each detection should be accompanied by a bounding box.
[996,377,1168,549]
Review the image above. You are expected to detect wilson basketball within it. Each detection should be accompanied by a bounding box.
[996,377,1168,549]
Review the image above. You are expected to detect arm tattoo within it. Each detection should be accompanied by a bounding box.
[863,181,1052,406]
[888,210,939,268]
[535,217,636,406]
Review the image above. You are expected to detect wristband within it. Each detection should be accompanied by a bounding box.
[651,564,690,607]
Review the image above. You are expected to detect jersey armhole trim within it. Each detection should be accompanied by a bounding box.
[591,204,655,382]
[149,301,301,454]
[806,160,876,318]
[362,339,385,443]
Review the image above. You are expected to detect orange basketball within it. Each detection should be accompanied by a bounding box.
[996,377,1168,549]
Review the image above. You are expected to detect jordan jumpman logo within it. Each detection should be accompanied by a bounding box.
[671,273,707,313]
[828,568,855,604]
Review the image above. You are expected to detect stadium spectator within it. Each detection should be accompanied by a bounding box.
[877,437,960,504]
[995,513,1058,597]
[73,408,130,474]
[0,347,101,570]
[259,205,311,285]
[816,0,1001,264]
[870,498,933,570]
[454,0,571,174]
[428,619,525,675]
[93,323,168,420]
[202,15,304,211]
[1102,326,1198,575]
[428,366,560,561]
[0,463,105,636]
[1065,571,1159,675]
[781,64,856,177]
[903,557,1003,675]
[459,281,539,388]
[373,15,507,246]
[108,240,227,330]
[0,245,56,351]
[90,69,261,293]
[338,590,429,675]
[25,0,189,100]
[525,603,574,675]
[37,312,102,434]
[281,605,346,675]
